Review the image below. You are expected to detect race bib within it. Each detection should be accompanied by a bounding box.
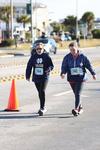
[35,67,43,75]
[71,67,83,75]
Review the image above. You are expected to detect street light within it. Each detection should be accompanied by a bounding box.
[75,0,80,46]
[30,0,37,44]
[10,0,13,39]
[30,0,34,44]
[76,0,80,39]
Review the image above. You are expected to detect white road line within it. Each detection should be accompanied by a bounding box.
[81,94,89,97]
[54,90,89,97]
[54,90,72,97]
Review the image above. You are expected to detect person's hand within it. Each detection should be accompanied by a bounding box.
[45,69,50,75]
[92,75,96,80]
[61,74,65,79]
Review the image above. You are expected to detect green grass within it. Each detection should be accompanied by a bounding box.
[10,39,100,51]
[11,43,31,51]
[58,39,100,49]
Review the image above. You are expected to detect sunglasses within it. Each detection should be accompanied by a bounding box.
[36,48,42,50]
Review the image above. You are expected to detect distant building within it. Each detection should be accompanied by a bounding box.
[94,18,100,30]
[0,0,51,39]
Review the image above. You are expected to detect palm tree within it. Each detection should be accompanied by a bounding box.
[17,15,30,29]
[0,6,11,38]
[81,11,95,35]
[16,15,31,41]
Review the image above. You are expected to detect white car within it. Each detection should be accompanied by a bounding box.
[31,38,57,55]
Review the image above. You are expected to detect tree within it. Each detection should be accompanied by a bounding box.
[17,15,30,29]
[0,6,11,38]
[81,11,95,35]
[16,15,31,41]
[50,22,61,33]
[62,15,77,35]
[63,15,76,26]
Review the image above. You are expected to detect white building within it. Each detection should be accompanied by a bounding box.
[0,0,51,39]
[94,18,100,30]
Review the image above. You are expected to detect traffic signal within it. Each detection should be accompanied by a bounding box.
[26,3,31,14]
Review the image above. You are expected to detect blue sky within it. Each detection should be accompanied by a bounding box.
[40,0,100,21]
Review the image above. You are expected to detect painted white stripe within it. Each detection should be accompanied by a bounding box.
[54,90,72,97]
[54,90,89,97]
[81,94,89,97]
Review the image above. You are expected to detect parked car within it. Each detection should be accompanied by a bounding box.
[61,34,72,41]
[31,38,57,55]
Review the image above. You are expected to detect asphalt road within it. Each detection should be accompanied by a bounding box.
[0,47,100,150]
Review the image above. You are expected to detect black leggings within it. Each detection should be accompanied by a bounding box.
[69,82,83,109]
[35,80,48,109]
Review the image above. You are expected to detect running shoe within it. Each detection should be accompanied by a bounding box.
[78,106,83,114]
[72,109,78,116]
[38,108,47,116]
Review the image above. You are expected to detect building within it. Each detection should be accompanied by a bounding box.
[94,18,100,30]
[0,0,50,39]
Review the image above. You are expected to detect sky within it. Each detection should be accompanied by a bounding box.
[0,0,99,21]
[39,0,100,21]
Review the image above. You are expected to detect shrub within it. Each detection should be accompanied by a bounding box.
[0,39,15,47]
[25,32,31,42]
[92,29,100,38]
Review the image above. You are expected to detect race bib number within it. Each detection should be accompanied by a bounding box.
[35,68,43,75]
[71,67,83,75]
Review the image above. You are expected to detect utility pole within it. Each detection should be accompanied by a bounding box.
[76,0,80,46]
[11,0,13,39]
[30,0,34,44]
[76,0,78,39]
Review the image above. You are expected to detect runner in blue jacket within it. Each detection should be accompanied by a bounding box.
[26,42,54,116]
[60,42,96,116]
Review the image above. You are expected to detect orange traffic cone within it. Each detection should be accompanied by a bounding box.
[5,79,19,111]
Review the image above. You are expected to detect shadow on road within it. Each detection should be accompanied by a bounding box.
[0,111,74,119]
[38,113,74,119]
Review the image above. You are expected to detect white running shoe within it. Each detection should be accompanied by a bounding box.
[38,108,47,116]
[78,106,83,114]
[72,109,79,116]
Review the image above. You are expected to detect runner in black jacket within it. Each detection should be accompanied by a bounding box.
[26,42,54,116]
